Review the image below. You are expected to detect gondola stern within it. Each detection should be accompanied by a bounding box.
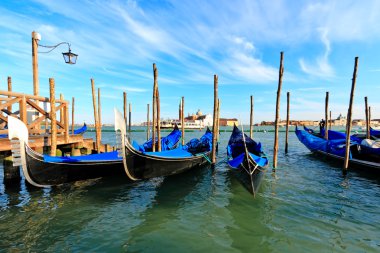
[8,116,50,188]
[114,108,139,181]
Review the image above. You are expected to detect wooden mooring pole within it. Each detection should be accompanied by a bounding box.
[329,110,332,130]
[71,97,75,134]
[64,102,69,143]
[285,92,290,154]
[129,103,132,134]
[152,64,157,152]
[369,106,372,131]
[98,88,102,144]
[212,74,218,165]
[325,92,329,140]
[365,96,370,139]
[7,76,12,112]
[217,98,220,142]
[273,51,284,170]
[50,78,57,156]
[157,89,161,152]
[147,104,150,140]
[181,96,185,146]
[343,57,359,174]
[91,79,100,153]
[250,95,254,139]
[123,92,127,124]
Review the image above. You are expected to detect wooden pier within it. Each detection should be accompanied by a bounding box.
[0,84,115,183]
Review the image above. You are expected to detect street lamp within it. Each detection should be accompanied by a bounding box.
[32,31,78,96]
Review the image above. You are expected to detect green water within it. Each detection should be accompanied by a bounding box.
[0,128,379,252]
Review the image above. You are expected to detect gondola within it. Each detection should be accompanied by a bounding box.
[226,124,269,196]
[295,126,380,171]
[305,126,380,157]
[321,128,380,157]
[114,109,212,180]
[7,116,124,187]
[7,116,182,187]
[73,123,87,135]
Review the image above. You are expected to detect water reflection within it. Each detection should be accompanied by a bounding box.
[0,129,379,252]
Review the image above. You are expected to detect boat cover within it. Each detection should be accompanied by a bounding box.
[227,124,267,168]
[295,126,352,158]
[140,125,181,152]
[74,123,87,135]
[44,151,121,163]
[370,127,380,137]
[142,127,212,158]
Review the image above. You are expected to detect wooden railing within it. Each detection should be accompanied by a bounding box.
[0,90,70,142]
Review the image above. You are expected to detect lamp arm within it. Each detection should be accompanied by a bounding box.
[37,41,71,54]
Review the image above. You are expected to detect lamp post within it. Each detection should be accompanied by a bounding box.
[31,31,78,96]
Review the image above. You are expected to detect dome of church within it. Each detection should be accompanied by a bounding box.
[196,109,202,116]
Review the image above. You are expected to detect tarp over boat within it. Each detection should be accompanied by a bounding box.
[227,125,267,168]
[139,124,181,152]
[296,126,352,158]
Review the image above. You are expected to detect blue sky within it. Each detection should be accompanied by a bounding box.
[1,0,380,124]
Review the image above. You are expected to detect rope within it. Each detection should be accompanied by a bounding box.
[202,153,212,164]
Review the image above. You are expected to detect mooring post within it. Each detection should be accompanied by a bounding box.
[129,103,132,134]
[285,91,290,153]
[64,102,69,143]
[7,76,12,113]
[365,96,370,139]
[50,78,57,156]
[98,88,102,144]
[71,97,75,134]
[343,57,359,174]
[181,96,185,146]
[250,95,254,139]
[157,89,161,152]
[369,106,372,132]
[147,103,150,140]
[212,74,218,165]
[91,79,100,153]
[329,110,332,130]
[325,92,329,140]
[123,92,127,125]
[152,64,157,152]
[217,98,220,142]
[273,51,284,170]
[3,152,20,185]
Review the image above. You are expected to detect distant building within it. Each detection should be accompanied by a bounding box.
[219,118,238,126]
[332,113,347,126]
[158,109,213,129]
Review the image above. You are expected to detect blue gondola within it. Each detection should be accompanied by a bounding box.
[115,109,212,180]
[226,124,268,196]
[296,126,380,171]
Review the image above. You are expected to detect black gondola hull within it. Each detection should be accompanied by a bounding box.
[124,146,211,179]
[25,147,124,186]
[229,156,266,195]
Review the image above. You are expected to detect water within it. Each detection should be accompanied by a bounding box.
[1,128,380,252]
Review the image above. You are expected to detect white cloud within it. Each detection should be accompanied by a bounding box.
[299,28,334,78]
